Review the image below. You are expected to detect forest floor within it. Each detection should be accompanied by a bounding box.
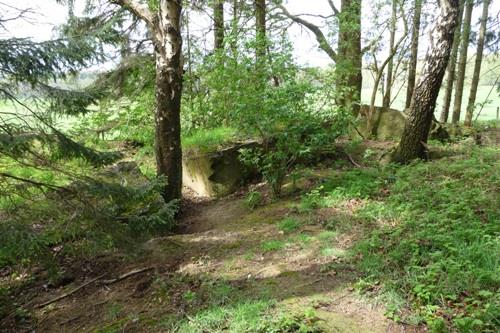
[25,151,424,332]
[4,131,498,333]
[28,196,410,331]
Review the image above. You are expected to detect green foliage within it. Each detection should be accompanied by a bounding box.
[354,148,500,332]
[260,240,286,253]
[299,167,386,212]
[258,309,323,333]
[0,168,178,272]
[180,33,352,196]
[160,299,323,333]
[278,217,301,234]
[245,190,263,210]
[182,127,239,153]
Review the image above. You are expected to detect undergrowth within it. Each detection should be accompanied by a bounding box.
[154,277,323,333]
[350,147,499,332]
[296,146,499,332]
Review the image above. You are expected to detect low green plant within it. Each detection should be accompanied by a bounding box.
[299,186,325,212]
[182,290,197,303]
[258,308,323,333]
[354,148,500,332]
[245,190,263,209]
[182,127,239,153]
[260,240,286,253]
[278,217,301,233]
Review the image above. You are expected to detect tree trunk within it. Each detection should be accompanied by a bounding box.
[337,0,362,115]
[255,0,266,62]
[393,0,460,163]
[451,0,473,124]
[440,0,465,122]
[214,0,225,50]
[231,0,240,55]
[464,0,490,126]
[153,1,183,202]
[405,0,423,109]
[383,0,397,109]
[112,0,184,203]
[277,1,362,115]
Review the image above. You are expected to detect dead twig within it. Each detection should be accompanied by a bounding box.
[36,273,106,309]
[99,266,154,285]
[344,150,363,168]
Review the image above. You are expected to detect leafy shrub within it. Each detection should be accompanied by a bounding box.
[187,33,351,197]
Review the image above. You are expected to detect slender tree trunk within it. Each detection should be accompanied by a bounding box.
[255,0,266,62]
[214,0,225,50]
[231,0,240,55]
[383,0,397,109]
[440,0,465,122]
[154,1,183,202]
[405,0,423,109]
[464,0,490,126]
[393,0,460,163]
[338,0,362,115]
[451,0,473,124]
[112,0,184,202]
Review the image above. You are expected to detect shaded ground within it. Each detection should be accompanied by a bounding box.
[12,169,425,333]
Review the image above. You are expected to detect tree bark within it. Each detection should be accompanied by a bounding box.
[255,0,266,62]
[112,0,184,202]
[405,0,423,109]
[337,0,362,115]
[451,0,473,124]
[278,1,361,115]
[214,0,225,50]
[383,0,398,109]
[231,0,240,55]
[440,0,465,122]
[393,0,460,163]
[464,0,490,126]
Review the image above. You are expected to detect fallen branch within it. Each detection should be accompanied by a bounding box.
[99,266,154,285]
[36,273,106,308]
[343,150,363,168]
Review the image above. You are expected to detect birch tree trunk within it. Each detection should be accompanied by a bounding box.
[464,0,490,126]
[405,0,423,109]
[440,0,465,122]
[393,0,460,163]
[451,0,473,124]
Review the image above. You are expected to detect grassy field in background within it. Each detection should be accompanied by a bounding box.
[2,85,499,124]
[362,84,499,121]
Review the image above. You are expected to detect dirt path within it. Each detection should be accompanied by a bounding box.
[29,191,421,332]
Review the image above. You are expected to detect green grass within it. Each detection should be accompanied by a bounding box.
[351,148,500,332]
[362,85,500,121]
[297,146,499,332]
[278,217,301,233]
[155,278,323,333]
[362,54,500,121]
[317,231,337,242]
[260,240,286,253]
[182,127,240,153]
